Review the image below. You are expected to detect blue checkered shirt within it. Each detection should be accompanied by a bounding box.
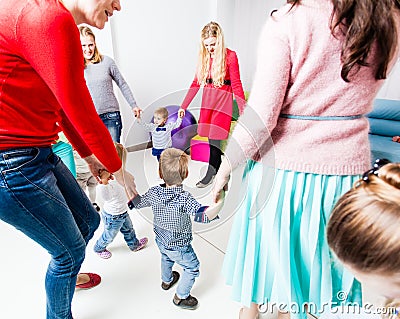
[130,184,213,250]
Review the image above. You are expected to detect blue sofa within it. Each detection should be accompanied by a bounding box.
[367,98,400,163]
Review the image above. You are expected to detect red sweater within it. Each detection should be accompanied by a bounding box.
[0,0,121,172]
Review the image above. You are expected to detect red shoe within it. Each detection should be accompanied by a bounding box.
[75,273,101,290]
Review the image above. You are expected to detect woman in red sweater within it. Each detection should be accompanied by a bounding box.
[179,21,246,188]
[0,0,137,318]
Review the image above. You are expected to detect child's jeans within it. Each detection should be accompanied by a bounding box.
[152,148,164,161]
[94,211,140,251]
[156,241,200,299]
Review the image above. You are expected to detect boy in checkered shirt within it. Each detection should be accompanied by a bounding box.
[128,147,224,310]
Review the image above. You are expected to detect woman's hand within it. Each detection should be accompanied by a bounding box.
[99,170,111,185]
[212,157,231,203]
[84,154,107,183]
[132,107,142,118]
[113,167,138,200]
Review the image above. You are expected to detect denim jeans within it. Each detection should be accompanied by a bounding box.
[99,111,122,143]
[93,211,139,251]
[0,147,100,319]
[156,241,200,299]
[151,148,164,161]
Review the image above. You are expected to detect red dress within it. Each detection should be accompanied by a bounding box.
[181,49,245,140]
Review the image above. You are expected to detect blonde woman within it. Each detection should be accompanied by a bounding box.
[79,25,140,143]
[179,21,246,188]
[324,159,400,319]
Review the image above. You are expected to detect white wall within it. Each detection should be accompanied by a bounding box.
[94,0,400,146]
[377,61,400,100]
[101,0,287,147]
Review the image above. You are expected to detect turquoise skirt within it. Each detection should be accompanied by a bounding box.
[223,160,362,319]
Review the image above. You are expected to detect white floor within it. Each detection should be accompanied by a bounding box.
[0,149,383,318]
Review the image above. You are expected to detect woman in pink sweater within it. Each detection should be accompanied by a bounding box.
[212,1,400,319]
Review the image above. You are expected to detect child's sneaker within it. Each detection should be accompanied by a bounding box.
[173,294,198,310]
[96,249,112,259]
[161,271,180,290]
[131,237,148,252]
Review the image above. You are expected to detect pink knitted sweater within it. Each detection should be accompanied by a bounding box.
[226,0,400,176]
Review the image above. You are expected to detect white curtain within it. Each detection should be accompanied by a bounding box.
[219,0,286,91]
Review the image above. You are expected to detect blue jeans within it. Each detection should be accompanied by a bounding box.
[152,148,164,161]
[99,111,122,143]
[156,242,200,299]
[0,147,100,319]
[94,211,139,251]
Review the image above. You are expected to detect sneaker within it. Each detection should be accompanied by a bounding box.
[161,271,180,290]
[173,294,198,310]
[75,273,101,290]
[96,249,112,259]
[131,237,148,252]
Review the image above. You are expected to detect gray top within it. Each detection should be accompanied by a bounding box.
[84,55,137,115]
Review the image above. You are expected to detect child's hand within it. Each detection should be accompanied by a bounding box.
[84,154,108,183]
[178,108,185,118]
[99,169,112,185]
[205,189,225,220]
[113,168,138,199]
[132,107,142,118]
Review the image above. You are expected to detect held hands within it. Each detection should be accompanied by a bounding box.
[84,154,108,183]
[84,154,138,199]
[113,167,138,200]
[99,170,111,185]
[205,189,225,220]
[178,108,185,118]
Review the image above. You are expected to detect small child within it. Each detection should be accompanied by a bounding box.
[93,142,148,259]
[128,148,224,310]
[137,107,183,161]
[73,149,100,211]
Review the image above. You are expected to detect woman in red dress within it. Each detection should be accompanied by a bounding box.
[179,21,246,187]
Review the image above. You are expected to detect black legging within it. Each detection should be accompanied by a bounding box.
[202,139,222,183]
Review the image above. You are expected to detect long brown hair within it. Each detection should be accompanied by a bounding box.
[287,0,400,82]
